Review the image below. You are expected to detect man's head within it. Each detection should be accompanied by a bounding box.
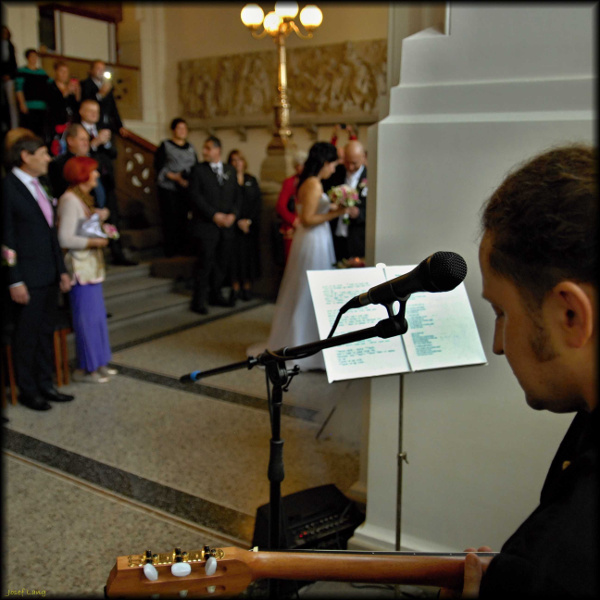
[90,60,106,80]
[79,99,100,125]
[343,140,366,175]
[8,134,50,176]
[479,144,597,413]
[202,135,222,163]
[65,123,90,156]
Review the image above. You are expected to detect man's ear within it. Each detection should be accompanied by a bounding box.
[549,281,595,348]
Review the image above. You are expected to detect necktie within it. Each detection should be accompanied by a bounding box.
[212,164,223,185]
[32,179,54,227]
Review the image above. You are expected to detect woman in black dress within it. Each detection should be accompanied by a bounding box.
[227,149,262,304]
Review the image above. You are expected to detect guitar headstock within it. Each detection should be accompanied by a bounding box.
[105,545,253,598]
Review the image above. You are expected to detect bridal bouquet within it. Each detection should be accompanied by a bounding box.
[77,213,120,240]
[327,184,361,225]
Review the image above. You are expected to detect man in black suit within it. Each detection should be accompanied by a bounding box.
[77,101,137,266]
[323,139,368,261]
[1,134,75,410]
[188,135,242,314]
[79,59,127,138]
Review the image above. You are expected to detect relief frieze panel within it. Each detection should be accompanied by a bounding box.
[178,39,387,127]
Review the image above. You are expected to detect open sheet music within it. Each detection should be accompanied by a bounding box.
[307,265,487,383]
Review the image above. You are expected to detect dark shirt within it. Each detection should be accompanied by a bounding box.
[480,408,599,598]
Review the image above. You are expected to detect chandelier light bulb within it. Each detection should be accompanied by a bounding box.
[299,5,323,29]
[274,2,299,20]
[263,11,283,34]
[241,4,265,28]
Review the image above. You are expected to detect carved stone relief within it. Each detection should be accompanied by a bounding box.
[179,39,387,125]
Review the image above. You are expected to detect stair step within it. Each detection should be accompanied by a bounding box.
[103,274,173,302]
[105,289,190,324]
[104,262,152,283]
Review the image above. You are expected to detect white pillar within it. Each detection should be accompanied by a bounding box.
[351,3,595,553]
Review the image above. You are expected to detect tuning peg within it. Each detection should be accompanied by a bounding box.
[171,562,192,577]
[143,563,159,581]
[205,556,217,576]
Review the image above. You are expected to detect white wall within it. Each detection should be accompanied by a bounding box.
[352,3,595,553]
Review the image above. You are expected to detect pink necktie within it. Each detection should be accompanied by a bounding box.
[32,179,54,227]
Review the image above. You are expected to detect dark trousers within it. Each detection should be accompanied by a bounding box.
[158,187,190,257]
[12,283,59,398]
[191,228,234,308]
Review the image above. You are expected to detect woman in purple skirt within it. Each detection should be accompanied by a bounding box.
[57,156,117,383]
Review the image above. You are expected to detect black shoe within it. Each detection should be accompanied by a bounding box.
[208,294,230,307]
[191,304,209,315]
[112,257,139,267]
[19,395,52,411]
[2,416,9,424]
[40,387,75,402]
[240,289,252,301]
[228,290,238,306]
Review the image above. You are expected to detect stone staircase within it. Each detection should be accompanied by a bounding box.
[64,261,199,360]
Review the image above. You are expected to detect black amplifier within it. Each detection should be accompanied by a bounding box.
[251,484,365,551]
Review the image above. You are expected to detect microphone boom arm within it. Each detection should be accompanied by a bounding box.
[180,305,409,383]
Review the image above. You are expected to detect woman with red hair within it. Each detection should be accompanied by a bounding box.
[57,156,116,383]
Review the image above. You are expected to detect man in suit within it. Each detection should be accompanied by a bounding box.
[188,135,241,314]
[79,59,127,138]
[48,123,111,202]
[322,139,368,261]
[77,101,137,266]
[1,134,75,410]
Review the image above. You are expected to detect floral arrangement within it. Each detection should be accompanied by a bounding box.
[102,223,120,240]
[327,184,361,224]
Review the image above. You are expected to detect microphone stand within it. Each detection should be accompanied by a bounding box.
[180,303,409,599]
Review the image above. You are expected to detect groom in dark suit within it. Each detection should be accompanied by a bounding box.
[323,139,368,261]
[188,135,242,314]
[2,134,75,410]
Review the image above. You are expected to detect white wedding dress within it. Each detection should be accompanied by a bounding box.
[249,193,336,370]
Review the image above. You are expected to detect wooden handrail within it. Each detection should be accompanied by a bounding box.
[120,129,157,153]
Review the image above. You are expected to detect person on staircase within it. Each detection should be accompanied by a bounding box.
[188,135,242,314]
[78,99,137,266]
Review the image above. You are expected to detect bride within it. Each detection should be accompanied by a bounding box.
[252,142,347,370]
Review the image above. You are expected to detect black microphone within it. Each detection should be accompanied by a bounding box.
[341,251,467,311]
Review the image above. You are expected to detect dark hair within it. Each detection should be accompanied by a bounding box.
[24,48,38,59]
[298,142,338,188]
[53,60,68,71]
[481,143,597,306]
[227,149,246,170]
[65,123,86,140]
[8,134,45,168]
[205,135,221,149]
[170,118,187,131]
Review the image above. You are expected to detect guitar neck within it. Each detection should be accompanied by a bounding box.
[106,547,498,598]
[246,549,494,589]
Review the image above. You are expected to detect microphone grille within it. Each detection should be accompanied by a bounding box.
[429,251,468,291]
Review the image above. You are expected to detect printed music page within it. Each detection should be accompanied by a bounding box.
[307,267,410,383]
[383,265,488,372]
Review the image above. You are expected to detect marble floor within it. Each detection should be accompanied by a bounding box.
[3,296,435,598]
